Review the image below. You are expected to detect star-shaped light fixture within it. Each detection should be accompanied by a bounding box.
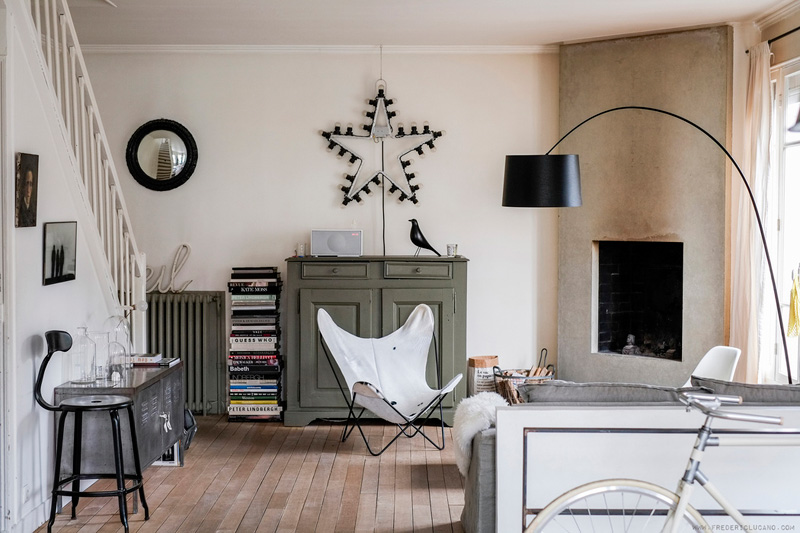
[321,82,445,206]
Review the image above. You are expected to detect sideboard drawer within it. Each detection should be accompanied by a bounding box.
[302,262,369,279]
[384,261,453,279]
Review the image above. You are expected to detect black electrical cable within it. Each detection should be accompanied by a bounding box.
[381,141,387,255]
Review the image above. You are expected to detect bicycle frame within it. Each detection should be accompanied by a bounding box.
[666,396,800,532]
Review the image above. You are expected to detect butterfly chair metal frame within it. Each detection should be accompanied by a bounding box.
[318,305,461,456]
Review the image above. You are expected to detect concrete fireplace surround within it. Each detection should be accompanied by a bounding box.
[556,27,730,386]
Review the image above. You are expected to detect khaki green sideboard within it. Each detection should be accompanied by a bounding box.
[283,255,468,426]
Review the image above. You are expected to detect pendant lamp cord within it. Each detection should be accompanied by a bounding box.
[379,45,387,255]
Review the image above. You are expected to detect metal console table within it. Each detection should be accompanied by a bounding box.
[53,363,184,475]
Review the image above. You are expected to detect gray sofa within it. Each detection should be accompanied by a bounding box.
[460,377,800,533]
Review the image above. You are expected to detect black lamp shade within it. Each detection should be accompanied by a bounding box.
[502,155,582,207]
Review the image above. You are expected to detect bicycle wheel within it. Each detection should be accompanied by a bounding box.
[525,479,710,532]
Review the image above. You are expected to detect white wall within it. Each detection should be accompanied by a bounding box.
[84,49,562,370]
[4,5,114,530]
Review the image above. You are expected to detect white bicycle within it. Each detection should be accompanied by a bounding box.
[525,393,800,532]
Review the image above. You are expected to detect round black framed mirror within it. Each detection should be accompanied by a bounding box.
[125,119,198,191]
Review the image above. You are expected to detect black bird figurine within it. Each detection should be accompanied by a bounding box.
[408,219,441,257]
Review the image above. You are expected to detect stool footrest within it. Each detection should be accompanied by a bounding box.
[54,473,144,498]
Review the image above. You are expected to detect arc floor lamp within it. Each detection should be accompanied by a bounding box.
[502,105,792,384]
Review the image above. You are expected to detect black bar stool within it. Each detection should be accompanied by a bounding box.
[34,330,149,532]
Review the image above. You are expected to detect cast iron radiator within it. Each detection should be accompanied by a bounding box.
[146,291,226,415]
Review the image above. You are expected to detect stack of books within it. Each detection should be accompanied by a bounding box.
[227,266,283,421]
[131,353,181,368]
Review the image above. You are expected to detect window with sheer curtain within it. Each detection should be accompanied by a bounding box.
[768,60,800,383]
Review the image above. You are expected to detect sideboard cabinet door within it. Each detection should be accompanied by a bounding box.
[135,381,163,467]
[381,288,457,409]
[298,288,374,409]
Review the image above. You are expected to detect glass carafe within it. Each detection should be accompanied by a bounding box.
[104,312,132,367]
[71,327,96,383]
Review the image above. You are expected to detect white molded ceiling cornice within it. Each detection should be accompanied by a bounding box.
[80,44,560,55]
[756,0,800,30]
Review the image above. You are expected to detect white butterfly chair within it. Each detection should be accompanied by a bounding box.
[683,345,742,387]
[317,303,463,456]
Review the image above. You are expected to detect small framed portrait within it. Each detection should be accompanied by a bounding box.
[43,222,77,285]
[15,153,39,228]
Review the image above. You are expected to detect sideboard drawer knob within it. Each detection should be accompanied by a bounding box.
[415,267,422,273]
[332,268,340,274]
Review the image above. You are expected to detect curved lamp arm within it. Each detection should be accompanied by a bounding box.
[549,105,791,384]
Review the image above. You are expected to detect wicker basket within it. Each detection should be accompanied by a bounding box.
[493,366,554,404]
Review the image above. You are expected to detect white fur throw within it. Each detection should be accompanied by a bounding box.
[452,392,509,477]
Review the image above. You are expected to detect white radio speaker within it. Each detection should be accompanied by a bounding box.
[311,229,363,257]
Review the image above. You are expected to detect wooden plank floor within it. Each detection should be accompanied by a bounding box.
[36,415,466,533]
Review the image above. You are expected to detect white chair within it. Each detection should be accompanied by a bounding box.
[683,345,742,387]
[317,303,463,455]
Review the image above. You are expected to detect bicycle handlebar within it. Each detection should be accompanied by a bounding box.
[680,392,784,426]
[682,392,742,405]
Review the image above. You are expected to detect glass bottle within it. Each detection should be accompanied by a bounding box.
[88,331,109,382]
[71,327,96,383]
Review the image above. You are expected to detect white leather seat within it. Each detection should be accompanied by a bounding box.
[684,345,742,387]
[318,303,462,455]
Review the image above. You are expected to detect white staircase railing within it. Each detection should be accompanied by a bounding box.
[26,0,146,344]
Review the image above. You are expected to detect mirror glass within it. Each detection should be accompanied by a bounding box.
[126,119,197,191]
[136,130,188,180]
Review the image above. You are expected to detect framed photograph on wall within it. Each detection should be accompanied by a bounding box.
[15,153,39,228]
[43,222,77,285]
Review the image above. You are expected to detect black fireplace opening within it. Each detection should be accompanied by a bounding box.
[596,241,683,361]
